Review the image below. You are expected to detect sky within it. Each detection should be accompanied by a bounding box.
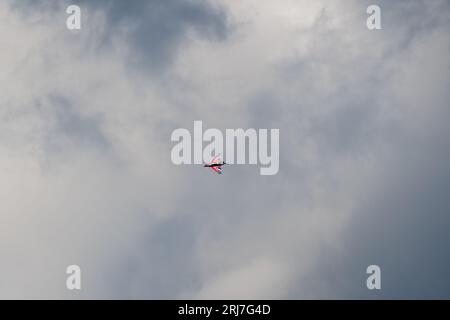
[0,0,449,299]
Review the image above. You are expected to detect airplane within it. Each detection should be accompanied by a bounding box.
[203,154,226,174]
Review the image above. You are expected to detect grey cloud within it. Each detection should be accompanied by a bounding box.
[8,0,229,72]
[40,94,110,152]
[296,131,450,299]
[81,0,228,72]
[1,0,450,299]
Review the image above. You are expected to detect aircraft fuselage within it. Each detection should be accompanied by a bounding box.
[203,162,225,167]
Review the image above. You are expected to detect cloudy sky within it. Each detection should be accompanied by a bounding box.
[0,0,449,299]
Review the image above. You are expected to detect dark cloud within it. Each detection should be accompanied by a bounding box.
[9,0,229,72]
[2,0,450,299]
[43,94,109,151]
[81,0,229,72]
[295,127,450,298]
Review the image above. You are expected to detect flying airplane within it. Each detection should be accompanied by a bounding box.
[203,154,226,174]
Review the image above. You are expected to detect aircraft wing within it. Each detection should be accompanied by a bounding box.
[210,154,221,164]
[211,166,222,174]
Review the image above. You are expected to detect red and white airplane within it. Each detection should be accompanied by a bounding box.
[203,154,226,174]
